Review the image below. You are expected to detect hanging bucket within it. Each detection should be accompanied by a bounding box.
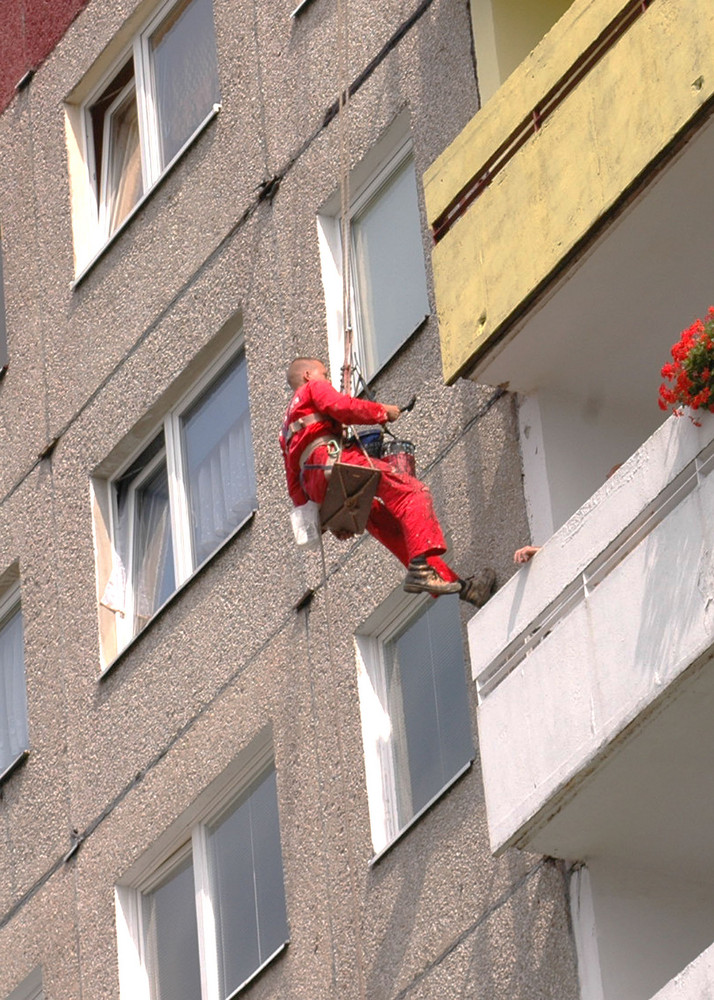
[380,438,416,477]
[354,429,384,458]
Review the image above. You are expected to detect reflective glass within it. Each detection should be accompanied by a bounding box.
[0,607,28,775]
[181,353,257,566]
[150,0,220,166]
[133,460,176,625]
[351,154,430,380]
[208,769,288,997]
[386,596,473,825]
[105,84,143,234]
[88,59,138,234]
[142,853,202,1000]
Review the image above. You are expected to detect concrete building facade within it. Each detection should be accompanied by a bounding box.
[0,1,581,999]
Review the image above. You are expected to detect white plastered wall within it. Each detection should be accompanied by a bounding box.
[577,860,714,1000]
[518,387,664,539]
[470,0,574,103]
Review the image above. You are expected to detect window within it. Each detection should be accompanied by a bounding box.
[7,967,43,1000]
[66,0,220,272]
[0,585,28,780]
[116,762,289,1000]
[318,114,430,385]
[0,225,8,374]
[356,592,474,855]
[99,345,256,655]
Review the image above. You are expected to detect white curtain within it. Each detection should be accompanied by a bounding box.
[0,608,28,774]
[182,353,256,566]
[107,91,143,235]
[188,415,255,566]
[133,478,175,624]
[100,444,175,637]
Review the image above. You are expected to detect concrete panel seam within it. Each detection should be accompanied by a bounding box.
[392,856,549,999]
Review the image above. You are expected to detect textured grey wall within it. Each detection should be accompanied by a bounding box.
[0,0,578,997]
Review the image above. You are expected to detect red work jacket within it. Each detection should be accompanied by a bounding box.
[280,379,388,506]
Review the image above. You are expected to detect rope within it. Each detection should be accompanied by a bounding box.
[310,11,368,999]
[336,0,353,394]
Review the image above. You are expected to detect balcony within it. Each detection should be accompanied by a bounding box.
[471,410,714,855]
[424,0,714,386]
[471,412,714,998]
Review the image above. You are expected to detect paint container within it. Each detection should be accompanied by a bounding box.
[380,439,416,477]
[354,429,383,458]
[290,500,321,548]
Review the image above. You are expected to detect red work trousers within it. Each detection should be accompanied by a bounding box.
[301,444,459,583]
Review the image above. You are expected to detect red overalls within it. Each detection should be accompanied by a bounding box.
[280,379,459,582]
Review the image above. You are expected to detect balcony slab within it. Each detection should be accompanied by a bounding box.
[424,0,714,383]
[470,413,714,857]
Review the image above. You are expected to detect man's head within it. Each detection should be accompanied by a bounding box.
[287,357,328,390]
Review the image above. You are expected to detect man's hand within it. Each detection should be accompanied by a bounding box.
[383,405,401,423]
[514,545,541,564]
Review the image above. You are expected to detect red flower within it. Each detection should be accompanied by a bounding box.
[658,309,714,424]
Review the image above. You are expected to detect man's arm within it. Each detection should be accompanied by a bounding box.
[309,379,399,426]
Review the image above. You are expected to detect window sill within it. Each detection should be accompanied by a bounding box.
[0,749,29,787]
[226,940,289,999]
[368,759,473,867]
[290,0,316,15]
[71,103,221,290]
[98,508,256,680]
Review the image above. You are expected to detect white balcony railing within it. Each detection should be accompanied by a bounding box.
[469,412,714,855]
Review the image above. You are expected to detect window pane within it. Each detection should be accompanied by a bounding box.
[150,0,220,167]
[181,352,257,566]
[133,461,176,626]
[351,154,430,379]
[208,769,288,998]
[0,606,28,775]
[89,60,142,235]
[142,853,202,1000]
[386,596,473,825]
[105,84,143,234]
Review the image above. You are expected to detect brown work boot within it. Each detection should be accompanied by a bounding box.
[403,558,462,597]
[458,567,496,607]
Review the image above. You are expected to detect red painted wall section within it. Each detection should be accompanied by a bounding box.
[0,0,90,113]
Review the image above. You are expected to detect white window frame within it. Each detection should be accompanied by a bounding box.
[0,582,29,783]
[116,738,289,1000]
[104,340,256,656]
[317,112,430,388]
[356,590,474,858]
[66,0,221,280]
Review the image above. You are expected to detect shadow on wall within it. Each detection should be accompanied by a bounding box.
[364,775,567,998]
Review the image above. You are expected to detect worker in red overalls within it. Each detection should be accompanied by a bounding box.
[280,357,495,605]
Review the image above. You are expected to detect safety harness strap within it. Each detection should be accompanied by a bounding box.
[285,411,329,445]
[298,435,341,470]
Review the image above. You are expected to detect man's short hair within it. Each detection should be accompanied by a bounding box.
[287,357,322,389]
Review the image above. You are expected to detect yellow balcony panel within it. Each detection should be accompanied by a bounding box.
[424,0,625,225]
[425,0,714,384]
